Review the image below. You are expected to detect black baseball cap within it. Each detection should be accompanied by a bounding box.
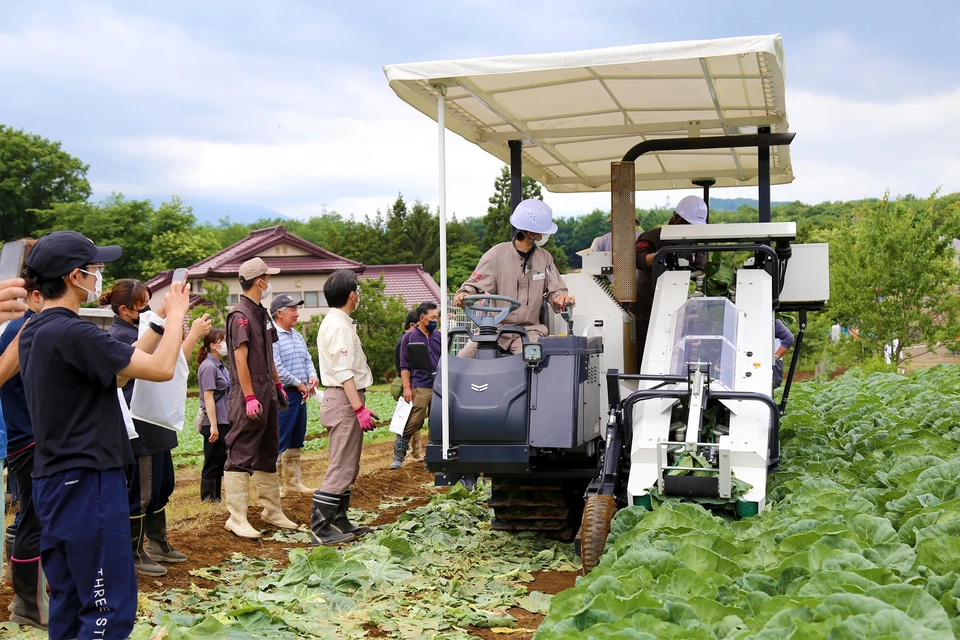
[25,231,123,279]
[269,293,304,316]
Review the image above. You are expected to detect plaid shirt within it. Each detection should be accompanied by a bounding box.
[272,325,317,388]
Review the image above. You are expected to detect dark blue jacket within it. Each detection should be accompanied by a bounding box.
[1,312,34,455]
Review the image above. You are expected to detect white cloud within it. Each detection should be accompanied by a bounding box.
[3,3,960,227]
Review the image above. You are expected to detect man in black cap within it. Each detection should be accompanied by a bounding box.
[270,293,319,497]
[18,231,191,640]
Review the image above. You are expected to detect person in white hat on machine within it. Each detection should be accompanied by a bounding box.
[634,194,709,364]
[454,199,574,358]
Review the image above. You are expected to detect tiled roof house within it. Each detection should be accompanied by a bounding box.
[145,226,440,315]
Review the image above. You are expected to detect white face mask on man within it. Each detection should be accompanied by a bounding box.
[78,269,103,304]
[259,279,273,297]
[534,233,551,247]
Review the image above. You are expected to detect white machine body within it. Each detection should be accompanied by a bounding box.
[619,222,829,511]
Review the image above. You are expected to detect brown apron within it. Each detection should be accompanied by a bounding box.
[224,296,280,473]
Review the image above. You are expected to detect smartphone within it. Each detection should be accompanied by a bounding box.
[0,240,27,282]
[172,268,189,293]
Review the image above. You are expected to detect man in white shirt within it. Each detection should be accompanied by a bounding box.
[311,270,377,545]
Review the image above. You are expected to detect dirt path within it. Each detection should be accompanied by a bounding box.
[138,441,435,593]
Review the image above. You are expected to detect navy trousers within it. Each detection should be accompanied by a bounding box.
[277,388,308,453]
[34,467,137,640]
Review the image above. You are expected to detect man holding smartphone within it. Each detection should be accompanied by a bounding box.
[223,258,297,539]
[19,231,190,640]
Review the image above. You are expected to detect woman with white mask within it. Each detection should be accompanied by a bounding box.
[197,328,231,502]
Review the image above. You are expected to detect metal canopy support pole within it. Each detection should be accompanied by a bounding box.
[692,178,715,222]
[758,126,771,223]
[435,85,451,461]
[610,161,637,303]
[509,140,523,213]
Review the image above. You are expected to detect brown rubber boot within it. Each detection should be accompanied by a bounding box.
[223,472,260,539]
[254,471,298,529]
[281,449,316,495]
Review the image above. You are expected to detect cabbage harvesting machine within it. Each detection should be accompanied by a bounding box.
[384,34,829,571]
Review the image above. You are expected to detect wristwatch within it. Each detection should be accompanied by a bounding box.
[149,322,165,336]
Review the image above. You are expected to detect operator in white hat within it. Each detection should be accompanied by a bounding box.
[453,199,574,358]
[634,195,708,364]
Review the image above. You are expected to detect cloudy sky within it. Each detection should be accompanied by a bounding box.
[2,1,958,222]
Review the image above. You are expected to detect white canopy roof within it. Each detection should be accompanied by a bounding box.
[384,34,793,193]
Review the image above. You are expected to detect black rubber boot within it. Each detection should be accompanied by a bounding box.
[144,509,187,563]
[389,437,409,470]
[310,492,355,546]
[3,524,16,586]
[131,516,166,576]
[8,558,48,629]
[332,490,373,536]
[200,478,220,503]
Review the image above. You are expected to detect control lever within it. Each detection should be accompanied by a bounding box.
[560,308,574,335]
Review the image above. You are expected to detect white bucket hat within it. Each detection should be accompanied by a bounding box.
[510,199,558,235]
[675,195,708,225]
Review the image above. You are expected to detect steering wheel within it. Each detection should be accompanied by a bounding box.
[461,294,521,329]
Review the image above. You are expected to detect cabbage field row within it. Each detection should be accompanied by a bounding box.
[536,366,960,639]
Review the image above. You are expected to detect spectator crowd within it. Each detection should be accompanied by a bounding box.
[0,231,439,638]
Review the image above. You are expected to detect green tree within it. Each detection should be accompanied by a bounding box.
[39,194,216,282]
[443,244,484,293]
[483,165,544,248]
[352,276,409,381]
[554,209,610,267]
[0,126,92,241]
[185,280,232,386]
[38,196,154,280]
[190,280,231,327]
[828,193,960,365]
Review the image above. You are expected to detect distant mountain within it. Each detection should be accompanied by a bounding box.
[92,192,288,226]
[708,197,791,212]
[179,197,288,226]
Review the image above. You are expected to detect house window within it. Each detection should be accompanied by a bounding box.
[227,294,239,306]
[304,291,326,307]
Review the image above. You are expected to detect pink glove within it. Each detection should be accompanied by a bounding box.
[354,405,378,432]
[245,394,262,418]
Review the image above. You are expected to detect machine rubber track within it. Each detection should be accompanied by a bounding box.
[579,494,618,573]
[487,480,578,537]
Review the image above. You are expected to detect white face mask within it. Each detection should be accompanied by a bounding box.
[216,343,228,358]
[259,279,273,297]
[78,269,103,304]
[534,233,551,247]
